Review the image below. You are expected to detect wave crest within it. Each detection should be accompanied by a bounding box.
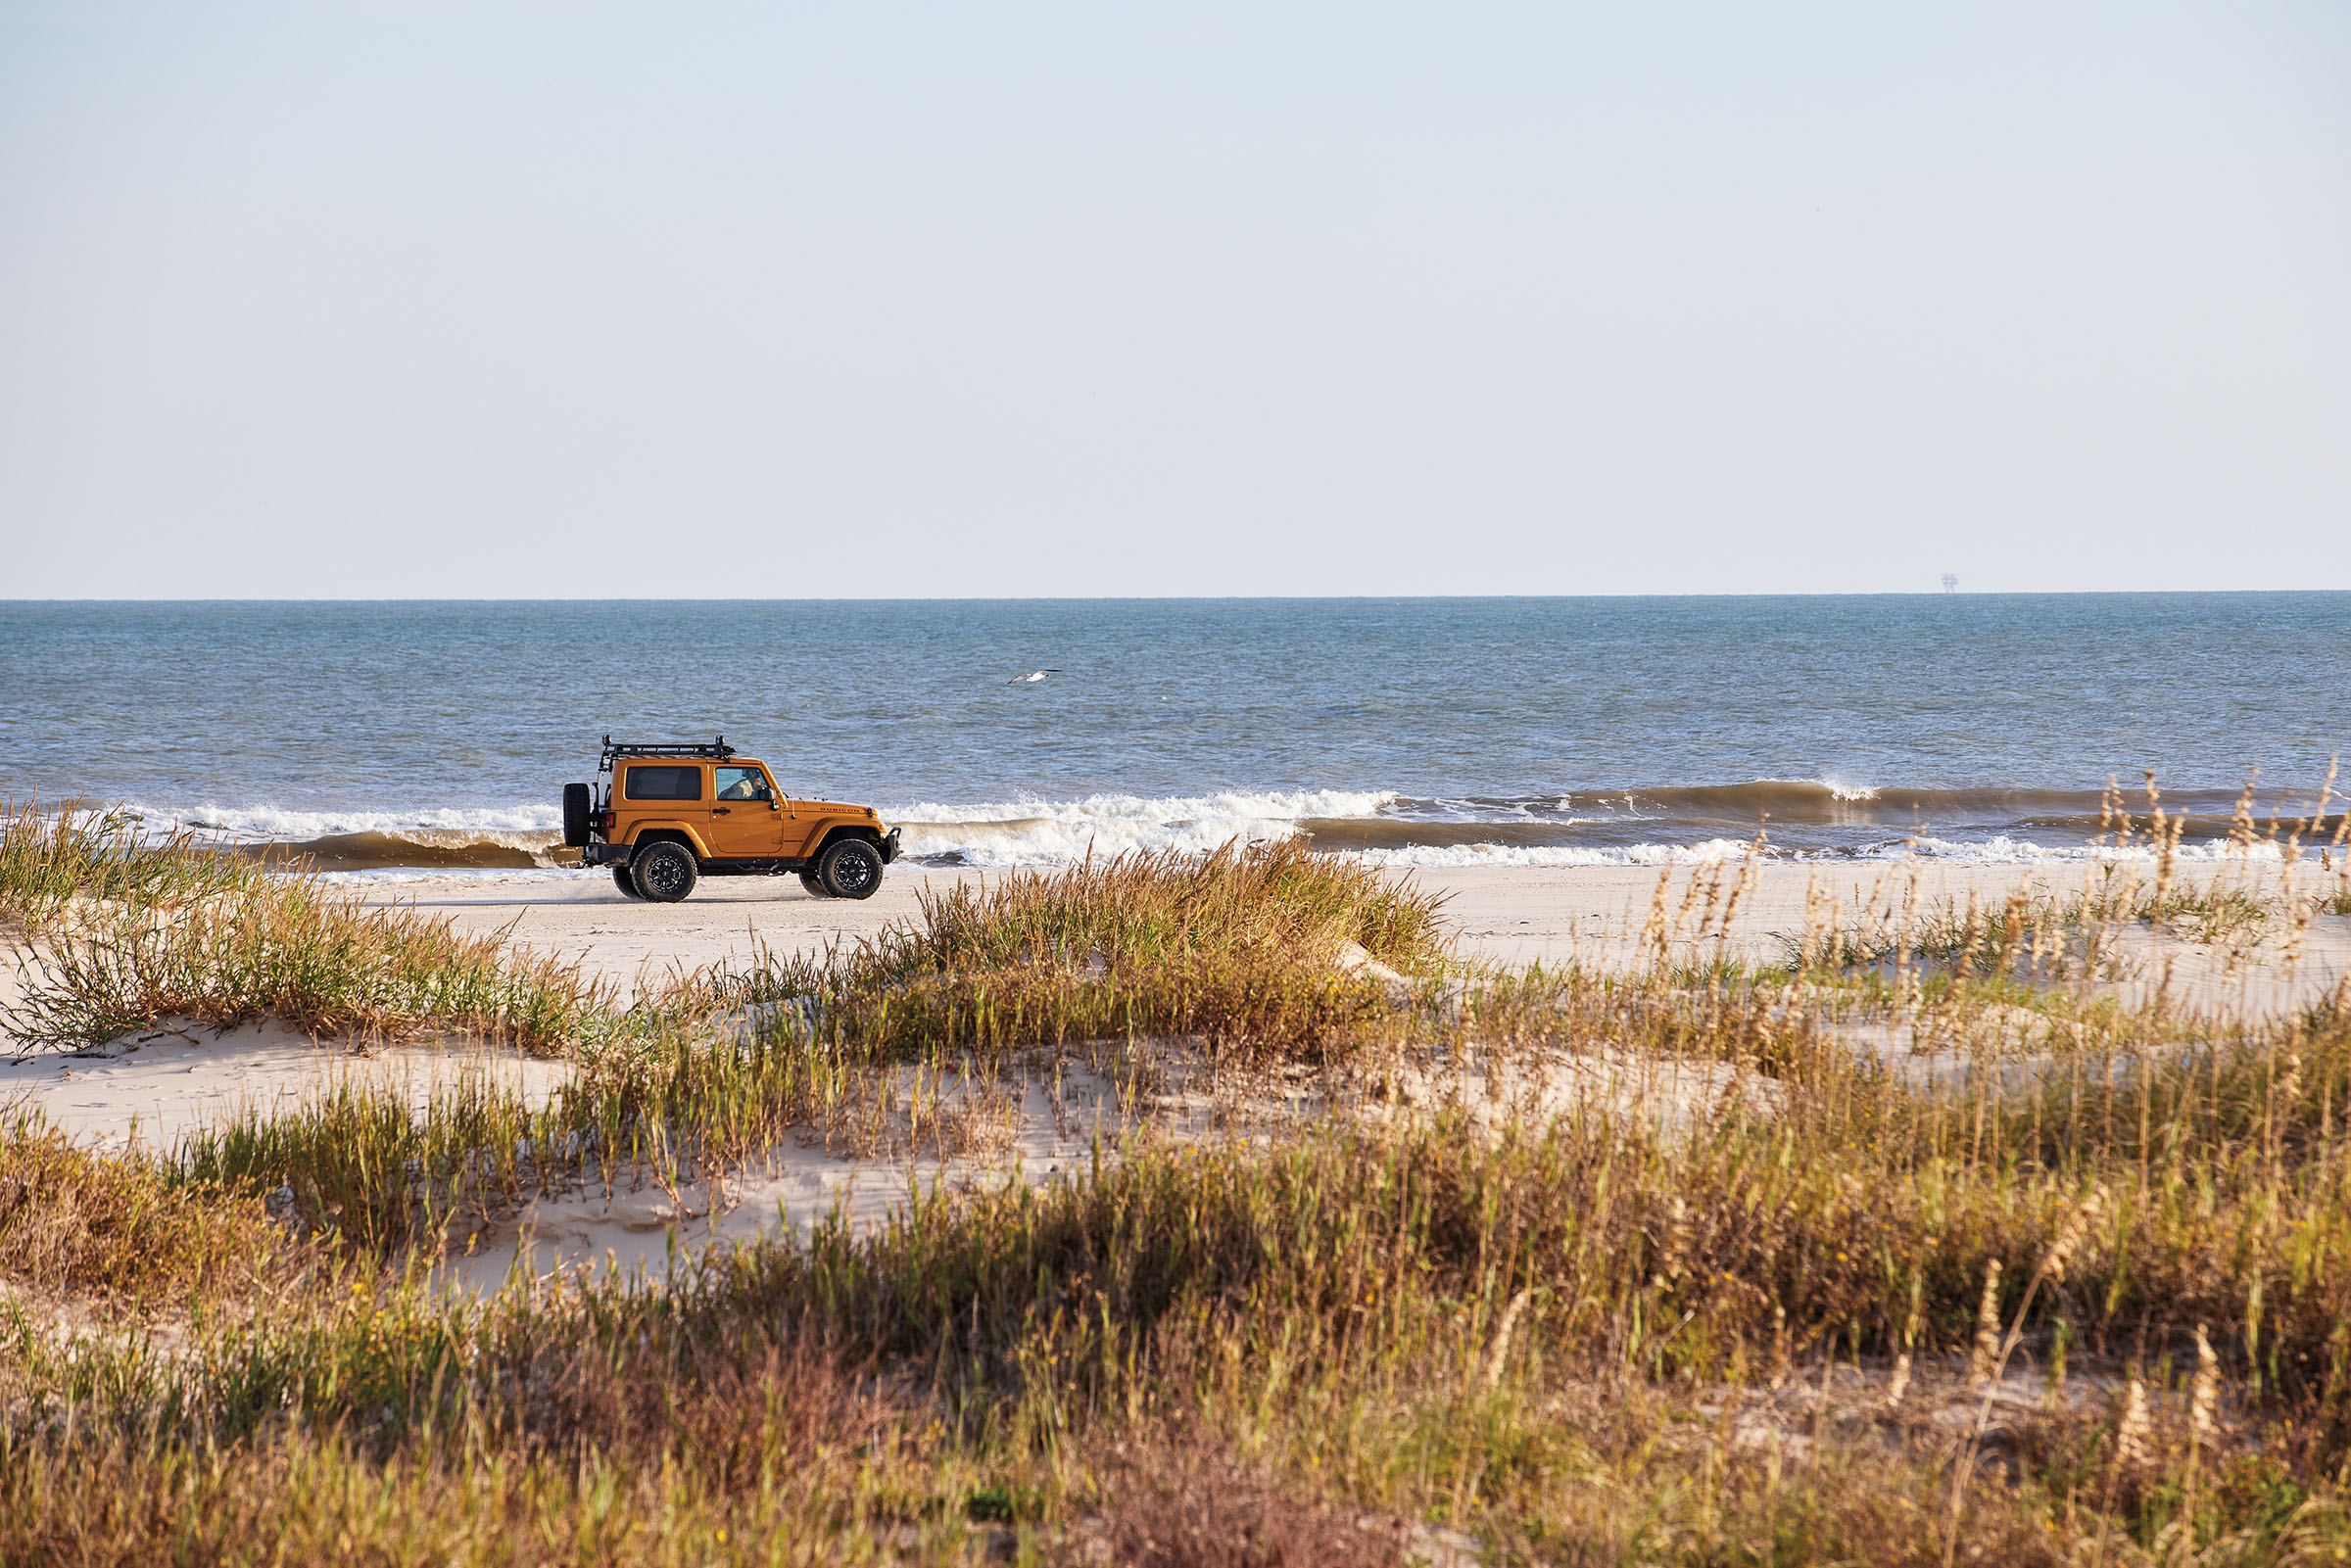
[105,778,2335,874]
[894,788,1395,868]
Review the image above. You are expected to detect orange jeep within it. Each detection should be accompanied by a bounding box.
[561,736,899,902]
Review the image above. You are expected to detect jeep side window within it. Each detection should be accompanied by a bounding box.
[713,767,773,803]
[624,765,703,801]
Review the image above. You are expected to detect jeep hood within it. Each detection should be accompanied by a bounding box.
[793,800,882,820]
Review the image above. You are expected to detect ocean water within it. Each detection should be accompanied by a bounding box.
[2,595,2346,872]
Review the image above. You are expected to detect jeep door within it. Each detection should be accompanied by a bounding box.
[703,765,787,860]
[620,763,707,847]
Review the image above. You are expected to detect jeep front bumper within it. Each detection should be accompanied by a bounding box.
[881,827,901,865]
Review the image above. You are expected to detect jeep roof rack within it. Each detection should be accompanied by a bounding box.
[599,734,735,773]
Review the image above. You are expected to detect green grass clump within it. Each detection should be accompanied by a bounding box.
[742,838,1449,1064]
[0,800,263,930]
[2,797,610,1057]
[896,837,1447,976]
[174,1071,565,1256]
[0,1113,305,1311]
[10,875,610,1056]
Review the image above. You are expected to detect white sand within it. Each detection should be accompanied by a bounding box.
[446,1058,1150,1292]
[368,859,2351,1012]
[0,1016,573,1153]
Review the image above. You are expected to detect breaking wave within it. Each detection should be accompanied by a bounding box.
[891,789,1397,868]
[1354,836,2302,870]
[257,830,565,872]
[104,778,2342,874]
[122,802,570,872]
[890,780,2339,868]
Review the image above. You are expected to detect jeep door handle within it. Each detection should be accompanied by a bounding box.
[711,807,732,815]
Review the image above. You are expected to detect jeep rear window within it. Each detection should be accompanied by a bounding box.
[624,765,703,801]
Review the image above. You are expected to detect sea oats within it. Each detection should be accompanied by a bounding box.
[2190,1324,2220,1459]
[2115,1378,2153,1475]
[2040,1186,2105,1284]
[1969,1258,2002,1389]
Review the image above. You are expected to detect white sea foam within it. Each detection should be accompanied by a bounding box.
[100,791,2295,875]
[1358,838,1758,869]
[1901,834,2290,866]
[889,788,1396,868]
[1361,835,2298,871]
[123,802,563,843]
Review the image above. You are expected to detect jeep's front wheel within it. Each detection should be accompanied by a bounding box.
[817,837,884,900]
[613,865,645,900]
[632,841,699,903]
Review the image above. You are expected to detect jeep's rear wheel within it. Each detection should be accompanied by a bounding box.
[632,841,699,903]
[613,865,645,899]
[817,836,884,900]
[798,872,829,897]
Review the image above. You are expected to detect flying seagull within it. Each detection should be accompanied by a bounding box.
[1007,668,1061,686]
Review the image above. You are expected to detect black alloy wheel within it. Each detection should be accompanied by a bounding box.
[817,837,884,899]
[613,865,645,899]
[632,841,699,903]
[798,872,829,897]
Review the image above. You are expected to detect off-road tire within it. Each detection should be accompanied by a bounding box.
[632,841,699,903]
[613,865,644,899]
[817,836,884,900]
[798,872,829,897]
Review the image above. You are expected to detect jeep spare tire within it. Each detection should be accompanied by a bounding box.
[562,783,593,847]
[632,841,699,903]
[817,836,884,900]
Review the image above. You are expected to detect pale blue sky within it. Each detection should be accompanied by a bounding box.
[2,3,2345,596]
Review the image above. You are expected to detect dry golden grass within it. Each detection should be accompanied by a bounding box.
[732,838,1449,1065]
[0,1112,303,1312]
[7,827,612,1056]
[900,836,1449,975]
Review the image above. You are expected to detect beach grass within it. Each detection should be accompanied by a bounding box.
[0,800,265,930]
[10,874,613,1056]
[10,827,2351,1559]
[0,1110,307,1312]
[11,994,2351,1560]
[888,836,1449,976]
[728,838,1449,1065]
[1,797,613,1056]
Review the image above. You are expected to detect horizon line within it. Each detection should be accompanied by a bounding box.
[5,588,2349,606]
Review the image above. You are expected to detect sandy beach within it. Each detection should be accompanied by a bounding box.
[7,854,2345,1294]
[13,859,2345,1146]
[379,858,2351,1005]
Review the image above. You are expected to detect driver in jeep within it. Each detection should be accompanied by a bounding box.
[715,769,770,802]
